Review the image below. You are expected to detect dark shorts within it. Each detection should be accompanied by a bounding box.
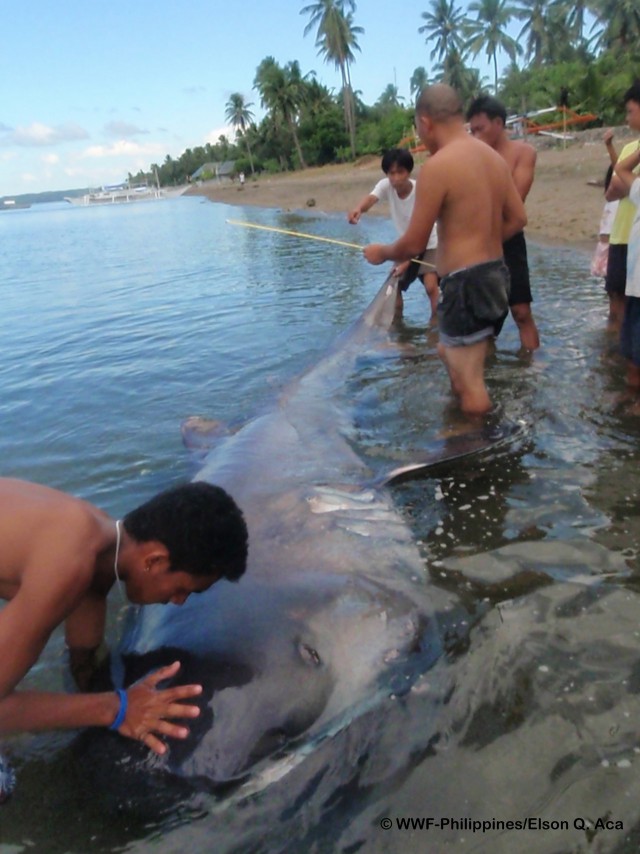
[397,248,437,292]
[502,231,532,306]
[605,243,628,296]
[620,296,640,366]
[438,258,511,348]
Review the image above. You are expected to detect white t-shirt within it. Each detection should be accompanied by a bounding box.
[370,177,437,250]
[599,200,619,237]
[627,179,640,298]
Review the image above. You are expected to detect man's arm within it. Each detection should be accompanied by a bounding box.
[614,145,640,191]
[511,145,536,201]
[0,572,202,755]
[348,193,378,224]
[503,171,528,242]
[606,142,639,201]
[0,662,201,756]
[65,593,109,691]
[607,172,630,202]
[604,129,618,167]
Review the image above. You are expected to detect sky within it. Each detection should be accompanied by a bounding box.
[0,0,511,196]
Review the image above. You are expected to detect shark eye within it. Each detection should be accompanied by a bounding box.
[298,642,322,667]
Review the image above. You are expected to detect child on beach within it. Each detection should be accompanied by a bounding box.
[591,131,619,281]
[604,84,640,331]
[591,166,619,278]
[612,142,640,408]
[348,147,438,319]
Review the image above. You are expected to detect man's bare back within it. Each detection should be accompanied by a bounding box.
[416,134,523,276]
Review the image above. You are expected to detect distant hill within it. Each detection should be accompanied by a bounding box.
[0,188,92,205]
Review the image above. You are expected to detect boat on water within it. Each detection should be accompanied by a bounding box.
[65,182,186,206]
[1,199,31,211]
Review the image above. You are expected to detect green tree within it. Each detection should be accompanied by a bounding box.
[590,0,640,52]
[376,84,404,110]
[514,0,553,66]
[465,0,520,93]
[410,66,430,100]
[434,48,486,104]
[225,92,256,175]
[254,57,309,168]
[418,0,468,63]
[301,0,363,158]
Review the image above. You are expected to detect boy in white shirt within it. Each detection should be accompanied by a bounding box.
[348,147,438,319]
[613,142,640,403]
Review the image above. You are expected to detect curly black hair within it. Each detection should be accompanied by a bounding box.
[123,482,248,581]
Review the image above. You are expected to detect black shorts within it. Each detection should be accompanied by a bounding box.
[620,296,640,366]
[502,231,532,306]
[438,258,510,347]
[397,248,437,292]
[605,243,628,296]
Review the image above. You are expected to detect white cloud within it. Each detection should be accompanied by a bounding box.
[104,120,148,138]
[82,139,165,159]
[21,173,38,183]
[6,122,89,147]
[41,153,60,165]
[205,125,233,144]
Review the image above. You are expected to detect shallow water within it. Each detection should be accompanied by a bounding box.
[1,198,639,853]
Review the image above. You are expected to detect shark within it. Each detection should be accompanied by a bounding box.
[114,273,519,787]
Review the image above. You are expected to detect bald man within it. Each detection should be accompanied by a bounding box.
[364,84,527,415]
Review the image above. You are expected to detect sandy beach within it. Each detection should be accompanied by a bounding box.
[187,127,638,251]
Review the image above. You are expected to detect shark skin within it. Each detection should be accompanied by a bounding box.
[115,273,519,787]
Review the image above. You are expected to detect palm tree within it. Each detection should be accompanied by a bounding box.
[418,0,468,64]
[410,66,430,101]
[514,0,553,66]
[254,57,309,169]
[301,0,363,158]
[551,0,589,45]
[465,0,520,93]
[376,84,404,110]
[590,0,640,51]
[225,93,256,175]
[434,48,486,104]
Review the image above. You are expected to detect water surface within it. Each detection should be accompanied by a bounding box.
[0,197,639,853]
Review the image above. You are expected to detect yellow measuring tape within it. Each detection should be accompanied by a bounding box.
[226,219,435,269]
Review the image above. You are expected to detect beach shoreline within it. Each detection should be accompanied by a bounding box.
[187,128,637,253]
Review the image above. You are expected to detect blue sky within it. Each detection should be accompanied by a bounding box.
[0,0,510,196]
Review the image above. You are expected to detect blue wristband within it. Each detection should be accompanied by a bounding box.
[108,689,128,731]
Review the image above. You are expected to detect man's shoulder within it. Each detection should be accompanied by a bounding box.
[502,136,536,163]
[371,176,390,197]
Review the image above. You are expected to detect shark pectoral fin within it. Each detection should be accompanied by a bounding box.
[180,416,232,451]
[379,419,528,486]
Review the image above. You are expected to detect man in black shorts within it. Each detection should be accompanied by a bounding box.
[467,96,540,350]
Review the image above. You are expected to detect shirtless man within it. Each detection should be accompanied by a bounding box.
[0,478,247,764]
[364,84,527,415]
[466,95,540,351]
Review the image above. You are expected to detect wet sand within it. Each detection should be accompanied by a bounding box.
[187,127,638,251]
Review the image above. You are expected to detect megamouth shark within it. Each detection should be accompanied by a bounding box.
[115,273,517,787]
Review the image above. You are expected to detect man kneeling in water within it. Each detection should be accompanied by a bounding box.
[364,84,526,414]
[0,478,248,796]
